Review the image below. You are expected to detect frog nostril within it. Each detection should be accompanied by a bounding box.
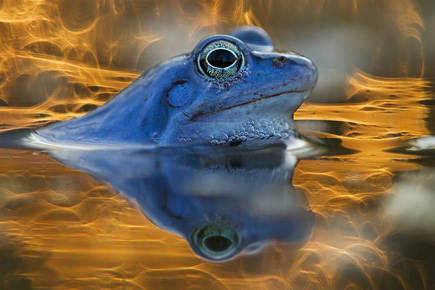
[273,56,287,67]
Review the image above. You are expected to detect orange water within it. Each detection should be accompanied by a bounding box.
[0,1,434,289]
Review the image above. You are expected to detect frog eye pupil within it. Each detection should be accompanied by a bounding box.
[207,49,237,68]
[197,40,245,79]
[204,235,233,252]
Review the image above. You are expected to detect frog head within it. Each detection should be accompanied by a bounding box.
[34,26,317,148]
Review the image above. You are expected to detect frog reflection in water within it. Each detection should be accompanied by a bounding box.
[28,26,317,148]
[48,148,314,262]
[10,26,318,261]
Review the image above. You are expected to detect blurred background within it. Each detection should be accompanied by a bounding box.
[0,1,434,289]
[0,0,433,128]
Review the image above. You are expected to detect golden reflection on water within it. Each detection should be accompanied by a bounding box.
[0,0,434,289]
[0,138,427,288]
[295,70,431,151]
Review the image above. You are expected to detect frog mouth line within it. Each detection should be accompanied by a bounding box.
[188,89,307,121]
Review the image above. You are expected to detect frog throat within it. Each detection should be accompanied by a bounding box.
[176,117,296,146]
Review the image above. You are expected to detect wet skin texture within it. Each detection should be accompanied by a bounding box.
[34,26,318,148]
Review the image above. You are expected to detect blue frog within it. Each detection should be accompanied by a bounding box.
[47,147,314,262]
[29,26,317,149]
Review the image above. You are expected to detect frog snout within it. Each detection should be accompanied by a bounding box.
[302,57,318,90]
[272,54,318,90]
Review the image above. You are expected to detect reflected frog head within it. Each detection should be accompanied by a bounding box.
[181,185,315,262]
[47,148,315,262]
[31,26,317,149]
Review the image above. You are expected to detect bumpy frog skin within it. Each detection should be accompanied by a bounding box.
[33,26,318,148]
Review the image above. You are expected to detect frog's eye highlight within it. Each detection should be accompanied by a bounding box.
[197,41,245,79]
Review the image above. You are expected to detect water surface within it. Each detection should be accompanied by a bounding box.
[1,0,435,289]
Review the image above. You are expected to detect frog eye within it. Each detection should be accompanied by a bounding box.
[197,41,245,79]
[192,225,241,261]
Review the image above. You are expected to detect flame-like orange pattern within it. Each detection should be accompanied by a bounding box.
[0,0,433,289]
[296,70,431,151]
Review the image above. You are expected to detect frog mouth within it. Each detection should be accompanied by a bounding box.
[188,89,307,121]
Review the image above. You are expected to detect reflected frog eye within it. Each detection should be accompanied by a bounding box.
[192,225,241,260]
[197,41,245,79]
